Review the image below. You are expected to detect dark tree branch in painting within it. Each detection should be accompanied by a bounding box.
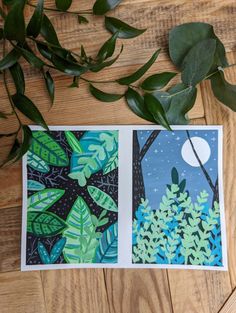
[133,130,161,216]
[186,130,219,203]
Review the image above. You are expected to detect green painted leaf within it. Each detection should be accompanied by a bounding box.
[144,93,171,130]
[12,94,48,130]
[87,186,118,212]
[181,39,216,86]
[27,188,65,211]
[0,49,20,71]
[50,237,66,263]
[95,223,118,263]
[27,0,44,37]
[4,0,26,43]
[69,131,118,187]
[211,71,236,112]
[171,167,179,184]
[125,87,155,123]
[43,70,55,105]
[27,150,50,173]
[93,0,121,15]
[30,131,69,166]
[166,83,197,124]
[9,62,25,94]
[89,84,123,102]
[55,0,72,11]
[141,72,177,91]
[65,131,82,153]
[117,49,161,85]
[63,196,98,263]
[38,241,51,264]
[27,180,45,191]
[27,211,67,237]
[103,150,118,174]
[105,16,146,39]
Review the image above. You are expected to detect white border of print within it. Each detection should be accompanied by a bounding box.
[21,125,227,271]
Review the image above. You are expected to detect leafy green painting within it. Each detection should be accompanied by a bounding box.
[26,130,118,265]
[132,129,224,267]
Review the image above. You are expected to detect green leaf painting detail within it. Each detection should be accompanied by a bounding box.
[132,180,222,266]
[103,150,118,174]
[27,189,65,211]
[69,130,118,186]
[29,131,69,166]
[95,222,118,263]
[27,180,45,191]
[27,211,67,237]
[38,238,67,264]
[88,185,118,212]
[65,131,83,153]
[63,196,99,263]
[27,150,50,173]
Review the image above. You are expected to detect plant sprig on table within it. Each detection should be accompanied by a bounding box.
[0,0,236,166]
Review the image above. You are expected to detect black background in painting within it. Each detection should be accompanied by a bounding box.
[26,131,118,265]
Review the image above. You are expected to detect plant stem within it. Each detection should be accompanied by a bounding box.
[26,2,93,15]
[161,86,192,98]
[80,77,117,84]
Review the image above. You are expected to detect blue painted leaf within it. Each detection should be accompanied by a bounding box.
[27,180,45,191]
[38,241,51,264]
[27,188,65,211]
[95,223,118,263]
[50,237,67,263]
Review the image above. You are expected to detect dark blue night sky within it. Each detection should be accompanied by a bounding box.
[138,129,218,209]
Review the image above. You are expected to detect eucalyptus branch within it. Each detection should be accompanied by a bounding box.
[26,2,93,15]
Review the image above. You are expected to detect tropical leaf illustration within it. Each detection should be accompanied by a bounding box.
[27,180,45,191]
[38,241,51,264]
[65,131,83,153]
[29,131,69,166]
[27,188,65,211]
[95,223,118,263]
[103,150,118,174]
[68,130,118,186]
[27,150,50,173]
[27,211,67,237]
[38,238,66,264]
[132,169,223,266]
[87,185,118,212]
[63,196,98,263]
[50,237,67,263]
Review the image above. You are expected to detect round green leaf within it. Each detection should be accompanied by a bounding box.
[105,16,146,39]
[141,72,177,91]
[89,84,123,102]
[93,0,122,15]
[181,39,216,86]
[211,71,236,112]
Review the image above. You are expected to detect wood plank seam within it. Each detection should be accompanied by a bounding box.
[40,271,49,313]
[102,269,112,313]
[218,287,236,313]
[166,270,175,313]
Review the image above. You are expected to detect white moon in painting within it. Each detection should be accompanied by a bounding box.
[181,136,211,167]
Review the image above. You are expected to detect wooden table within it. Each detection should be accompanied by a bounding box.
[0,1,236,312]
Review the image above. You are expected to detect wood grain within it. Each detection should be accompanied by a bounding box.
[219,288,236,313]
[0,271,46,313]
[104,269,173,313]
[41,269,110,313]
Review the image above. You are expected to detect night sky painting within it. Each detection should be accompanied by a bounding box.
[26,130,119,266]
[132,128,223,267]
[138,129,218,208]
